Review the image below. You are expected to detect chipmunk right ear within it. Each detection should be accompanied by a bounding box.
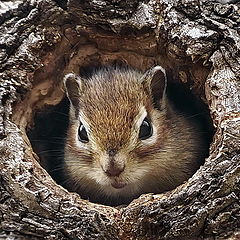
[141,66,167,110]
[63,73,84,110]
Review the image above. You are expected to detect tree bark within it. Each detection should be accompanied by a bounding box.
[0,0,239,239]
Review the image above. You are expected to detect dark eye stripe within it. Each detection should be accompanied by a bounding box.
[78,122,89,143]
[139,117,153,140]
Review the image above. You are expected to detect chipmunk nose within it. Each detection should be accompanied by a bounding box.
[104,165,125,177]
[103,149,125,177]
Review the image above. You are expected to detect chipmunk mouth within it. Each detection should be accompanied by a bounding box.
[111,180,127,189]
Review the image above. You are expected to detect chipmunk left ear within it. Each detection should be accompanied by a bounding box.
[63,73,84,112]
[141,65,167,110]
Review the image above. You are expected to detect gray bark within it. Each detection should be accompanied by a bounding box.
[0,0,239,239]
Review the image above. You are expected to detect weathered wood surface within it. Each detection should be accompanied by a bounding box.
[0,0,239,239]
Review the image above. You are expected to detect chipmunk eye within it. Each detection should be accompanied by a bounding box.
[139,117,153,140]
[78,122,89,143]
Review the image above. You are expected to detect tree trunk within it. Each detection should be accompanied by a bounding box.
[0,0,239,239]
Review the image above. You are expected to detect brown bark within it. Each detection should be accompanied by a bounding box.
[0,0,239,239]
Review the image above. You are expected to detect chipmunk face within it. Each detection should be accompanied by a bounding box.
[63,66,201,205]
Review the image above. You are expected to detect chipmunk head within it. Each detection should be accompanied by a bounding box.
[63,66,170,203]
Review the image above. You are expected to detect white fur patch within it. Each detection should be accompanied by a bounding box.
[135,106,148,129]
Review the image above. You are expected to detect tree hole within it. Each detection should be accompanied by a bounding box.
[27,62,214,207]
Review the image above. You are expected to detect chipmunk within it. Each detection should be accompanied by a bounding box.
[63,65,206,206]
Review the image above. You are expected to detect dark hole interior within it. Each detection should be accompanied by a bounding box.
[27,65,214,206]
[27,97,70,185]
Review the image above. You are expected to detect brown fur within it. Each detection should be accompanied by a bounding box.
[63,66,206,206]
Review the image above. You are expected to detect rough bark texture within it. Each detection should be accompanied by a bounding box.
[0,0,239,239]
